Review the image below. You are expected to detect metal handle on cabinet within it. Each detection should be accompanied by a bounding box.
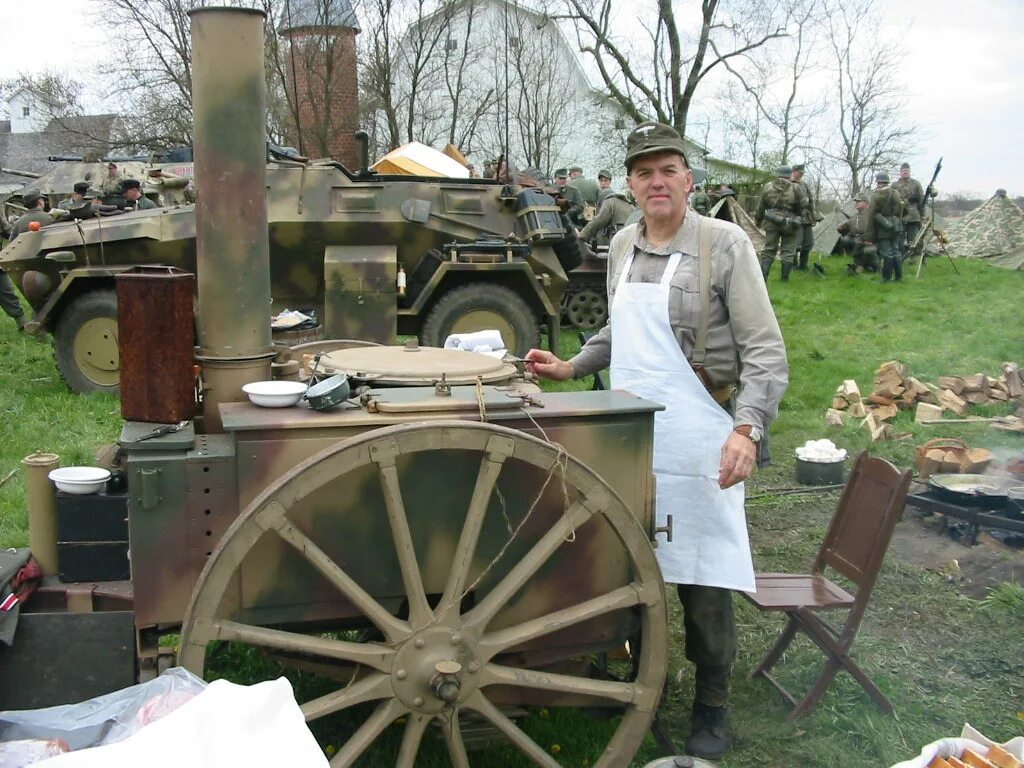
[654,515,673,543]
[140,469,161,510]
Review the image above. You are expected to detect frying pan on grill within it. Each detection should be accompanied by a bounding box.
[927,473,1015,508]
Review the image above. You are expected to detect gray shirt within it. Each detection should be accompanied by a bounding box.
[569,212,788,432]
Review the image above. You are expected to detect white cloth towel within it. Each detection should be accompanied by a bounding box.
[443,329,505,353]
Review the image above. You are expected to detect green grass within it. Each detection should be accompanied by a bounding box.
[1,254,1022,766]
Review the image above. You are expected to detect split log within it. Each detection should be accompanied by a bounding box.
[825,409,845,428]
[1001,362,1023,397]
[937,376,965,395]
[862,413,893,442]
[873,383,906,400]
[870,403,899,421]
[837,380,862,403]
[989,388,1009,402]
[960,448,993,474]
[914,402,945,423]
[868,393,896,407]
[917,383,941,405]
[897,391,918,410]
[832,396,849,410]
[964,391,991,405]
[876,360,909,381]
[937,388,970,416]
[848,401,868,418]
[987,376,1007,394]
[960,373,988,394]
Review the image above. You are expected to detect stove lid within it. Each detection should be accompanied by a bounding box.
[320,341,518,385]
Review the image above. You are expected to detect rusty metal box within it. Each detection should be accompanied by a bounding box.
[116,268,196,423]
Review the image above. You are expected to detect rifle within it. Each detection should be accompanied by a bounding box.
[920,156,943,216]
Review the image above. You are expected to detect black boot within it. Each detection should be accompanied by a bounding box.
[760,259,773,280]
[797,250,809,270]
[781,263,791,282]
[881,258,893,282]
[893,257,903,281]
[686,702,731,760]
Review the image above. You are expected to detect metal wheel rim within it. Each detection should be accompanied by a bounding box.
[179,421,667,768]
[72,317,120,386]
[450,310,517,353]
[565,290,607,331]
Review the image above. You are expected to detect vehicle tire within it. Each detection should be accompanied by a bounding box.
[54,289,120,395]
[420,284,540,356]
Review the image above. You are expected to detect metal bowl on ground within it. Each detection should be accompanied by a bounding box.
[796,457,846,485]
[48,466,112,495]
[241,380,307,408]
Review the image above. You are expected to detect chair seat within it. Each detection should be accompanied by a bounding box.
[745,573,855,611]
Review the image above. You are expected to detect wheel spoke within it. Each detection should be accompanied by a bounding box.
[371,442,433,629]
[301,671,393,722]
[329,698,406,767]
[464,691,562,768]
[439,435,514,616]
[395,712,432,768]
[478,583,644,658]
[441,711,470,768]
[208,619,394,672]
[480,663,639,706]
[463,500,593,633]
[255,502,409,644]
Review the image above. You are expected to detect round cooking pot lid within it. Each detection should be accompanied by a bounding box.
[321,341,517,385]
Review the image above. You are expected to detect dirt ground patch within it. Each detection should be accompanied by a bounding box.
[891,510,1024,598]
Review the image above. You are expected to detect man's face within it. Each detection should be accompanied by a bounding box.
[555,176,567,188]
[856,200,868,211]
[626,152,692,220]
[107,165,118,179]
[791,170,804,182]
[900,167,910,179]
[598,177,610,190]
[570,170,581,179]
[125,188,142,201]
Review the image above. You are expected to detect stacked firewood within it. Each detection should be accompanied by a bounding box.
[826,361,1024,440]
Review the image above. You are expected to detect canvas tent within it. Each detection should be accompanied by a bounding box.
[708,195,765,251]
[371,142,470,178]
[945,189,1024,270]
[812,200,857,255]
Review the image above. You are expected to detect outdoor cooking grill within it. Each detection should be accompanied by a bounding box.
[905,481,1024,546]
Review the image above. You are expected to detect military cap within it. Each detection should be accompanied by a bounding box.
[624,121,689,170]
[73,181,90,194]
[597,168,612,180]
[120,178,142,191]
[553,168,569,179]
[22,189,43,206]
[792,163,806,172]
[875,170,890,183]
[776,165,792,177]
[900,162,910,170]
[568,165,583,174]
[107,161,117,169]
[853,192,869,202]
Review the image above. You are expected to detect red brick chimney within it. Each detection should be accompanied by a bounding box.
[279,0,360,169]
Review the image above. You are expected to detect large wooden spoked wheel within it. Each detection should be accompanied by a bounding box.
[179,421,667,767]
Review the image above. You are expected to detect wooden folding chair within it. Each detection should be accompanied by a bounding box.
[743,451,912,719]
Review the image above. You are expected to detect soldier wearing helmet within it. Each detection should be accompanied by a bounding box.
[866,171,905,282]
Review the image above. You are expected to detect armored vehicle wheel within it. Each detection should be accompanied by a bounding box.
[53,289,120,394]
[420,284,540,356]
[179,421,667,768]
[565,289,608,331]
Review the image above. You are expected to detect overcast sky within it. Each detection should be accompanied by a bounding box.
[1,0,1020,197]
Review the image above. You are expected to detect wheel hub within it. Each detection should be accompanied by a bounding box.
[391,626,481,713]
[72,317,120,386]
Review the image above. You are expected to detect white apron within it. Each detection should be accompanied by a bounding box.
[610,248,755,591]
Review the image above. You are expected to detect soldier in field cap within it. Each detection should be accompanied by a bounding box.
[553,167,585,225]
[525,120,787,761]
[892,161,924,261]
[568,164,599,206]
[597,168,613,192]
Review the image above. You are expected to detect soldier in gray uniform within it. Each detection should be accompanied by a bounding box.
[836,193,877,274]
[121,179,158,210]
[597,169,612,193]
[754,165,807,281]
[866,171,905,282]
[892,162,924,261]
[3,190,55,331]
[568,165,600,206]
[790,163,822,270]
[578,187,635,246]
[554,168,585,226]
[57,182,91,211]
[691,184,711,215]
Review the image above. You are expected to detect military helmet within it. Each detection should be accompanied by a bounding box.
[553,168,569,179]
[875,171,890,184]
[792,163,806,172]
[22,189,43,207]
[623,121,689,170]
[776,165,792,177]
[853,192,869,202]
[900,162,910,170]
[597,168,612,180]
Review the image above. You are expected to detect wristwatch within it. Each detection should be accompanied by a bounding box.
[734,425,762,443]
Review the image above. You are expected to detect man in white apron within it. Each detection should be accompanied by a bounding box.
[526,122,787,759]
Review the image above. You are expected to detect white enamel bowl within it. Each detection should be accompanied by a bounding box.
[49,466,112,495]
[242,380,308,408]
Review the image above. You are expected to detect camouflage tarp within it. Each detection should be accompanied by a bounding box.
[708,195,765,251]
[812,200,857,255]
[945,190,1024,270]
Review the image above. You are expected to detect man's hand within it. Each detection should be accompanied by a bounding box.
[718,431,756,489]
[524,349,574,381]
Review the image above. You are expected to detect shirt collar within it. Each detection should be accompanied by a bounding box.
[633,211,699,256]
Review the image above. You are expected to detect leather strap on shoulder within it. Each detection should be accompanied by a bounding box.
[692,215,713,367]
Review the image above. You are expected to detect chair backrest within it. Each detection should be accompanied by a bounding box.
[814,451,912,598]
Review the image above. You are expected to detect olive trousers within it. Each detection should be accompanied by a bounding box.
[759,224,799,278]
[878,237,902,281]
[677,584,736,707]
[900,220,921,261]
[0,271,25,326]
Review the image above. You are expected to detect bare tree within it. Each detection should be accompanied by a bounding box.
[552,0,788,139]
[821,0,918,195]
